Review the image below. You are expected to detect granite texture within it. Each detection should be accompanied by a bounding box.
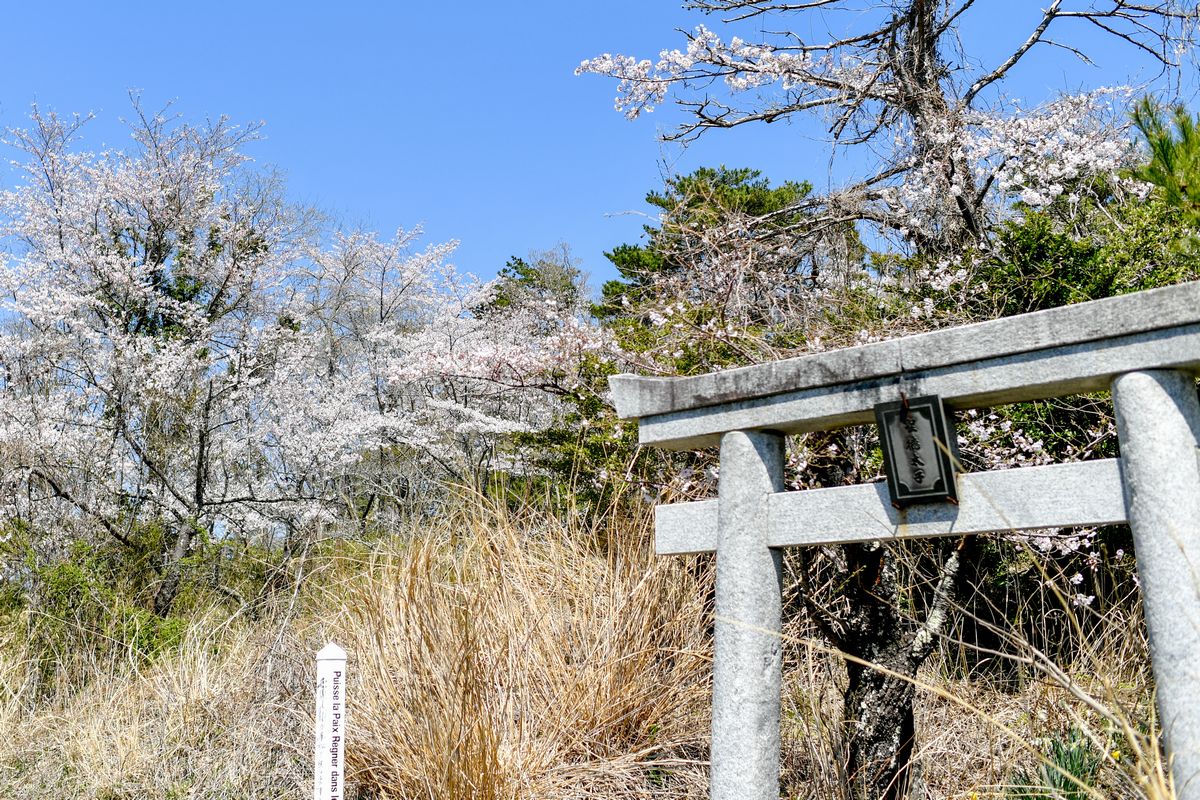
[656,459,1128,555]
[610,280,1200,421]
[711,431,785,800]
[630,325,1200,449]
[1113,370,1200,800]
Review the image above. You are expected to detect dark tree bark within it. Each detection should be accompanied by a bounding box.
[800,536,964,799]
[154,521,193,617]
[584,4,1194,795]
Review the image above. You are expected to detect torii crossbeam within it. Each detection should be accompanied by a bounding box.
[608,281,1200,800]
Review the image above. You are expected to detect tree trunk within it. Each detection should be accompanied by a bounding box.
[154,521,193,616]
[838,542,914,799]
[801,538,963,800]
[844,639,918,799]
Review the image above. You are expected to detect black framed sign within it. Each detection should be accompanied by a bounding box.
[874,394,960,508]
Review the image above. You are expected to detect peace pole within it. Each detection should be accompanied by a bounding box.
[314,642,347,800]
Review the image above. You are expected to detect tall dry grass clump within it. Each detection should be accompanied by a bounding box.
[909,551,1174,800]
[335,497,713,799]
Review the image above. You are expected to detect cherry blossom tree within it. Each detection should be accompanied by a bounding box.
[0,102,602,616]
[580,4,1197,797]
[292,235,605,513]
[580,1,1194,257]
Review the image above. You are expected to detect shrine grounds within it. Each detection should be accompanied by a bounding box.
[0,491,1169,800]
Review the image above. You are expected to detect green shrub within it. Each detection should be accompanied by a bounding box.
[1007,728,1101,799]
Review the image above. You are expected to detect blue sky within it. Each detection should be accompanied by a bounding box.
[0,2,1189,291]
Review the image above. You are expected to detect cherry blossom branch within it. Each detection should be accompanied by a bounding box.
[27,467,133,548]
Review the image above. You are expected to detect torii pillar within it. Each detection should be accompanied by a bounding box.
[610,281,1200,800]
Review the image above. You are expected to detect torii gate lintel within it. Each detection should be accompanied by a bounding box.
[610,281,1200,800]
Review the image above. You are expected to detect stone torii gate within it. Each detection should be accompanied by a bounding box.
[608,281,1200,800]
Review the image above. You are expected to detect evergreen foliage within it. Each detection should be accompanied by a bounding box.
[1132,99,1200,229]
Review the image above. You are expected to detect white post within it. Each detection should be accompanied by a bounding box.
[314,642,348,800]
[1112,370,1200,800]
[712,430,785,800]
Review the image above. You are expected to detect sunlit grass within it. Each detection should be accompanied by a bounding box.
[0,493,1172,799]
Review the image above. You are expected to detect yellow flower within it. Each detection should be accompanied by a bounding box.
[1111,749,1122,761]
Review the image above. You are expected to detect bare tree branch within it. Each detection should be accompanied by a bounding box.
[964,0,1063,105]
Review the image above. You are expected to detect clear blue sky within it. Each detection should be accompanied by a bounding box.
[0,2,1188,291]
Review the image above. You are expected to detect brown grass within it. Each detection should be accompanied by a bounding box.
[335,499,712,799]
[0,498,1174,800]
[0,609,311,799]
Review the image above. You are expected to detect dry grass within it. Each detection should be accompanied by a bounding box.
[0,609,310,799]
[335,499,712,799]
[0,497,1175,800]
[773,610,1168,800]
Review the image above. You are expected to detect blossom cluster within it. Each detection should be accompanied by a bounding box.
[0,110,607,548]
[577,25,868,121]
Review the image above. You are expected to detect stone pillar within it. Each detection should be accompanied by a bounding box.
[712,430,785,800]
[1112,370,1200,800]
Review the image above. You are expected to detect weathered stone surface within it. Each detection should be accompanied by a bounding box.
[1113,370,1200,800]
[621,284,1200,800]
[608,338,904,420]
[711,431,784,800]
[656,459,1127,555]
[610,280,1200,422]
[631,324,1200,449]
